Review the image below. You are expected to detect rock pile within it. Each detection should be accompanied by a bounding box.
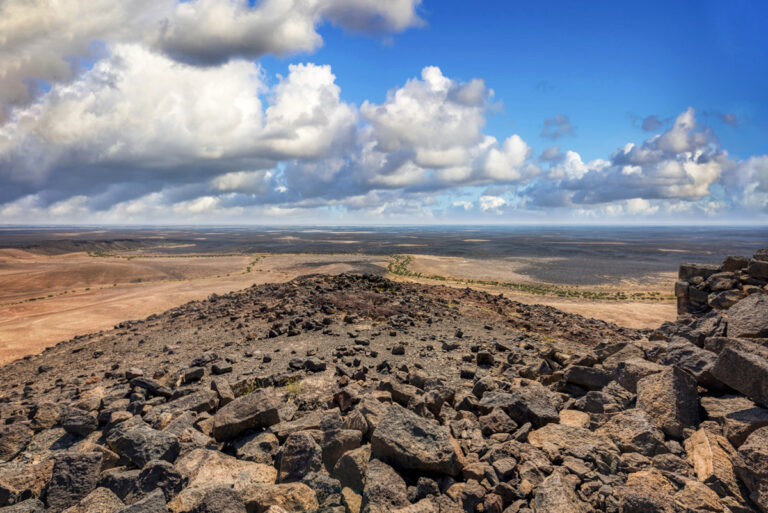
[0,252,767,512]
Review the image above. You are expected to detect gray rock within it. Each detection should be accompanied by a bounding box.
[614,358,664,393]
[129,378,172,399]
[0,424,33,463]
[735,426,768,512]
[107,422,180,468]
[712,339,768,408]
[188,487,246,513]
[662,338,719,388]
[211,390,280,442]
[479,386,562,428]
[727,293,768,338]
[278,432,322,483]
[43,452,103,513]
[637,366,699,438]
[233,432,279,464]
[532,470,591,513]
[322,429,362,472]
[361,459,409,513]
[61,409,98,438]
[701,395,768,447]
[596,409,668,457]
[563,365,611,390]
[116,489,167,513]
[137,461,184,502]
[0,499,45,513]
[679,263,720,281]
[371,404,462,476]
[332,445,370,492]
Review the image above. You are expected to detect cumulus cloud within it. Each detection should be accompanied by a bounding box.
[0,0,422,113]
[479,195,508,213]
[526,108,747,217]
[0,45,356,205]
[640,115,666,132]
[540,114,574,140]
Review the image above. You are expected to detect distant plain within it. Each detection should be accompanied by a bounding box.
[1,226,766,364]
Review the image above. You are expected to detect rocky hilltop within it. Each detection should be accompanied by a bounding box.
[1,250,767,513]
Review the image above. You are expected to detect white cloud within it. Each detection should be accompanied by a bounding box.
[479,195,507,213]
[0,0,422,114]
[0,45,356,195]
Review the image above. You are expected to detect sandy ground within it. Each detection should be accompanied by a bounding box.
[0,250,675,365]
[0,252,386,365]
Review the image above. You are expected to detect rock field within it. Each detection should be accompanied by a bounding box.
[1,249,768,512]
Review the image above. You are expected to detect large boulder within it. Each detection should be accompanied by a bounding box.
[532,470,591,513]
[637,366,699,438]
[684,428,742,499]
[115,489,167,513]
[528,423,620,473]
[662,338,719,388]
[107,421,180,468]
[168,448,276,512]
[241,483,318,513]
[332,446,370,492]
[43,452,103,513]
[0,424,33,463]
[278,432,322,483]
[211,390,280,442]
[712,339,768,408]
[596,408,668,457]
[360,459,409,513]
[734,427,768,512]
[479,385,561,428]
[727,293,768,338]
[700,395,768,447]
[371,405,462,476]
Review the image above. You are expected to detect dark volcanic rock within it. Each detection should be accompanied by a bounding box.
[727,293,768,338]
[637,366,699,438]
[0,424,33,463]
[371,404,462,476]
[712,340,768,408]
[361,459,409,513]
[211,390,280,442]
[107,421,180,468]
[43,452,103,513]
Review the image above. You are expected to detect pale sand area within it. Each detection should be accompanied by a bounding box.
[0,251,387,364]
[0,250,676,364]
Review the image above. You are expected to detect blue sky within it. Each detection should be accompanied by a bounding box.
[1,0,767,224]
[267,0,768,161]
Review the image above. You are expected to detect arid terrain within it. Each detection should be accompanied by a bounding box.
[1,225,766,364]
[0,249,766,512]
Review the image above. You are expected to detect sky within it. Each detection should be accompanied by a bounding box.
[1,0,767,225]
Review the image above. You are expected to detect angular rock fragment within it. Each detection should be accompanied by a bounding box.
[727,293,768,338]
[43,452,103,513]
[637,366,699,438]
[361,459,409,513]
[712,340,768,408]
[371,404,462,476]
[734,427,768,512]
[211,390,280,442]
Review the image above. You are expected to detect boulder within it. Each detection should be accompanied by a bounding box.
[479,385,562,428]
[734,427,768,512]
[278,432,322,483]
[727,293,768,338]
[61,487,124,513]
[0,499,45,513]
[596,408,668,457]
[700,395,768,447]
[241,483,318,513]
[711,339,768,407]
[637,366,699,438]
[614,358,664,393]
[0,424,33,463]
[187,487,246,513]
[61,409,98,438]
[115,489,167,513]
[528,423,620,473]
[107,422,180,468]
[662,338,719,388]
[321,429,362,472]
[137,460,184,502]
[371,405,462,476]
[563,365,611,390]
[332,446,370,492]
[684,428,742,499]
[532,470,591,513]
[211,390,280,442]
[617,469,677,513]
[233,432,279,465]
[361,459,409,513]
[679,263,720,281]
[43,452,103,513]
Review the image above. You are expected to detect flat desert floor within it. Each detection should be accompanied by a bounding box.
[0,248,677,364]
